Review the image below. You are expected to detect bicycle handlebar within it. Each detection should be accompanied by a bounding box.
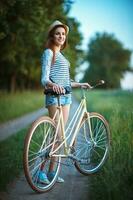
[90,80,105,89]
[44,86,72,95]
[44,80,105,95]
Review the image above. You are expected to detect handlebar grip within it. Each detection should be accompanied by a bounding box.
[44,86,72,95]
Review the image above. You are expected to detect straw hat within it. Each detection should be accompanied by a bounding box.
[48,20,69,35]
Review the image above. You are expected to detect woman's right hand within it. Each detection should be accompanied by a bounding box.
[52,83,65,94]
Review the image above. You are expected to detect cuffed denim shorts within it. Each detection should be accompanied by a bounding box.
[45,94,72,107]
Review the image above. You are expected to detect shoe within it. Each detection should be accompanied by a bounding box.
[37,171,50,185]
[47,171,64,183]
[56,176,64,183]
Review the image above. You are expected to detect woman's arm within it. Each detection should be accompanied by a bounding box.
[41,49,65,94]
[71,81,92,89]
[41,49,53,87]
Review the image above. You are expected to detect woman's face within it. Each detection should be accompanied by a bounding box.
[53,27,66,47]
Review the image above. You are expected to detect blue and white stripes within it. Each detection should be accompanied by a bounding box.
[41,48,71,88]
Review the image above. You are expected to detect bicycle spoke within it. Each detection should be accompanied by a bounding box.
[74,113,110,174]
[23,117,61,192]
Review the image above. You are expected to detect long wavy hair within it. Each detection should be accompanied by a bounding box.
[45,25,68,65]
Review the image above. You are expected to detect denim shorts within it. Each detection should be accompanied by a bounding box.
[45,94,72,107]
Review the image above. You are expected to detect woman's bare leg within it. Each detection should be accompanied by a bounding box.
[61,105,70,125]
[48,104,70,171]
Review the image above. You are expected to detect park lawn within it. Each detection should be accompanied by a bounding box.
[74,89,133,200]
[0,90,45,124]
[0,128,27,191]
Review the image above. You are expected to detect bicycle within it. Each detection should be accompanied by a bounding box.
[23,80,110,193]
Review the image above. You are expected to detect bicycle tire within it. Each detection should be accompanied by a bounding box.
[74,112,110,175]
[23,116,61,193]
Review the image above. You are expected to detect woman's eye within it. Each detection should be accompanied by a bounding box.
[55,32,65,36]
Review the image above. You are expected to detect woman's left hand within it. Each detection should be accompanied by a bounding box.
[80,83,92,89]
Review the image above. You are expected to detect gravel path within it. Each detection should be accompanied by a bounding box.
[0,97,90,200]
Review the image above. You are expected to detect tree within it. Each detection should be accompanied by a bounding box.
[82,32,132,88]
[0,0,83,92]
[64,17,83,78]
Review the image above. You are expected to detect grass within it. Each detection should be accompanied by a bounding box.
[0,90,44,124]
[75,89,133,200]
[0,128,28,191]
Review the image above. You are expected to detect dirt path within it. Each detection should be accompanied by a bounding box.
[4,165,90,200]
[1,97,90,200]
[0,108,46,141]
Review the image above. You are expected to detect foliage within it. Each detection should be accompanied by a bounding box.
[0,0,83,92]
[75,89,133,200]
[0,128,27,191]
[82,33,132,88]
[64,17,83,78]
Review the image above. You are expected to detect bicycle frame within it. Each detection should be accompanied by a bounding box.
[49,89,93,158]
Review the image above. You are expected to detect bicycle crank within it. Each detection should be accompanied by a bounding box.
[68,154,90,165]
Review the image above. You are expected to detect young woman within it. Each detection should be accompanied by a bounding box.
[40,20,91,184]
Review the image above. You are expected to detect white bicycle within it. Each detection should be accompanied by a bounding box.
[23,80,111,193]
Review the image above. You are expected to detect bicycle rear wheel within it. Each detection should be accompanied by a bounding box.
[74,112,110,175]
[23,116,61,193]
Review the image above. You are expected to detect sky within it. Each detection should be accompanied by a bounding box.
[68,0,133,89]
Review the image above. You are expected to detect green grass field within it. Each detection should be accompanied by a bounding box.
[0,128,27,191]
[75,89,133,200]
[0,90,44,124]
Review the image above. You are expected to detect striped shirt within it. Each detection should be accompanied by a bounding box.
[41,49,71,88]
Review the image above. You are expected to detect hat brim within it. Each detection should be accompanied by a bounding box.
[48,22,69,35]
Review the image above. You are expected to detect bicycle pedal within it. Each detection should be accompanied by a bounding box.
[80,159,90,165]
[68,154,80,162]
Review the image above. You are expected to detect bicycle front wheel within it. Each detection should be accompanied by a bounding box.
[74,112,110,175]
[23,116,61,193]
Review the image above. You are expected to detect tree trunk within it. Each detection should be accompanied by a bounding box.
[10,73,16,93]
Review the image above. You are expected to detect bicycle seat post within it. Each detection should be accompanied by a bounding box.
[57,95,61,106]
